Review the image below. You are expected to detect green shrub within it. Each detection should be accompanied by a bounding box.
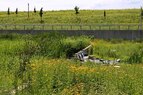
[127,49,143,64]
[34,33,90,58]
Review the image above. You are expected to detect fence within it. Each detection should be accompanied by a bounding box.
[0,24,142,30]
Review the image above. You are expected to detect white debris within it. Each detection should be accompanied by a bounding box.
[114,65,121,68]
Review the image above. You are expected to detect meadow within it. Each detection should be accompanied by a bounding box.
[0,9,142,30]
[0,33,143,95]
[0,9,142,24]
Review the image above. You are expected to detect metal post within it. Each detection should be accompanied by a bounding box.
[52,25,54,30]
[99,26,101,30]
[28,3,29,18]
[128,25,130,30]
[43,25,44,30]
[80,25,82,30]
[89,25,91,30]
[140,15,142,31]
[71,25,72,30]
[5,25,7,30]
[140,7,142,31]
[24,25,25,30]
[33,25,35,30]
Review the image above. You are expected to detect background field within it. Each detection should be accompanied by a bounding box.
[0,9,142,24]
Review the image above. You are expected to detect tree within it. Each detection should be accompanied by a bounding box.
[8,7,10,15]
[34,7,36,13]
[74,6,79,14]
[141,7,143,17]
[104,10,106,18]
[16,8,18,15]
[39,7,43,22]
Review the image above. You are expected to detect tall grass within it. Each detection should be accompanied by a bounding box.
[0,33,143,94]
[92,39,143,63]
[33,32,90,58]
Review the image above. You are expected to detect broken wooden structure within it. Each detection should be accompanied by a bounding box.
[75,45,120,64]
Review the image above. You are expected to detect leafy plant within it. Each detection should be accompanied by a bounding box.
[74,6,79,14]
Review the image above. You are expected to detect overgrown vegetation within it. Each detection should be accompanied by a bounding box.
[0,33,143,94]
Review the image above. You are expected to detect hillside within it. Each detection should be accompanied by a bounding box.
[0,9,141,24]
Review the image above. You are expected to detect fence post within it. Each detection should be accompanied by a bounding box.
[128,25,130,30]
[99,26,101,30]
[5,25,7,30]
[71,25,72,30]
[119,25,120,30]
[89,25,91,30]
[80,25,82,30]
[43,25,44,30]
[138,25,140,30]
[15,25,16,30]
[61,25,63,30]
[24,25,25,30]
[33,25,35,30]
[52,25,54,30]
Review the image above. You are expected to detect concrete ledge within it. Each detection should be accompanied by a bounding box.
[0,30,142,40]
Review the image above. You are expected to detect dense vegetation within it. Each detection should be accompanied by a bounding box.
[0,33,143,94]
[0,9,141,24]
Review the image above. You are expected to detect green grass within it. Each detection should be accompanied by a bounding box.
[0,33,143,94]
[0,9,142,30]
[92,39,143,63]
[0,9,141,24]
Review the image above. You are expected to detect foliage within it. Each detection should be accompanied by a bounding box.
[34,7,36,13]
[141,7,143,17]
[34,33,90,58]
[92,39,143,63]
[74,6,79,14]
[0,33,143,94]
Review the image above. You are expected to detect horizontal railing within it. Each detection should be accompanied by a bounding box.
[0,24,142,30]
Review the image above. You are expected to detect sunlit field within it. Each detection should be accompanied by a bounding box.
[0,9,141,24]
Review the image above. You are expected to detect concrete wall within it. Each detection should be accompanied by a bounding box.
[0,30,142,40]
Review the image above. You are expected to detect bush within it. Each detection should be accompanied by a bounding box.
[127,49,143,64]
[34,33,90,58]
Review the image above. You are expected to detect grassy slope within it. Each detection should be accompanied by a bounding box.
[0,9,141,24]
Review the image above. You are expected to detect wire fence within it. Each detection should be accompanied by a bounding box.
[0,24,142,30]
